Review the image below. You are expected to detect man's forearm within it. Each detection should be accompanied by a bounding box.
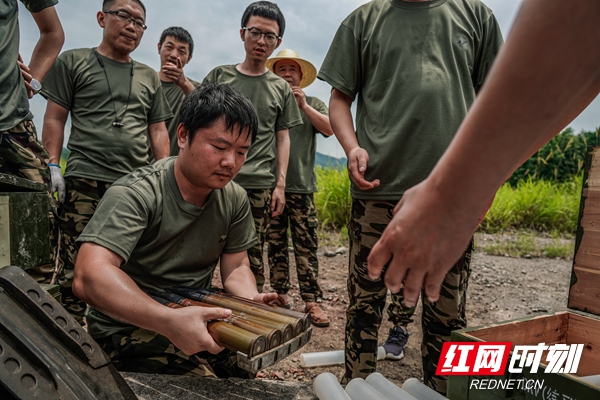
[29,6,64,82]
[329,89,358,156]
[148,123,170,160]
[42,122,65,164]
[42,101,68,164]
[275,129,290,188]
[300,104,333,137]
[73,244,173,334]
[220,252,260,300]
[179,79,196,96]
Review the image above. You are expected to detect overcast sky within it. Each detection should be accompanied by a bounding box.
[18,0,600,158]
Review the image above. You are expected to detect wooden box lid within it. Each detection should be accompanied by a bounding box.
[569,146,600,315]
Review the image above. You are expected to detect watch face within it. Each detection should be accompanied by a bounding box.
[30,79,42,92]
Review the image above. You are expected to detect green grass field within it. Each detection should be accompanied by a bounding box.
[315,167,583,235]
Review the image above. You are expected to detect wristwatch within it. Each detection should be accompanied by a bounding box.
[30,78,42,94]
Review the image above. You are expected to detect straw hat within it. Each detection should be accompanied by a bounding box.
[266,49,317,88]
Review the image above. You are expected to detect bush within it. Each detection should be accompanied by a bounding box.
[508,128,599,185]
[314,166,351,229]
[314,167,582,235]
[480,175,582,233]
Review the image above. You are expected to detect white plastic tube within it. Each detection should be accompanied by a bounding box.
[366,372,418,400]
[313,372,352,400]
[345,378,389,400]
[402,378,449,400]
[580,373,600,386]
[301,346,386,367]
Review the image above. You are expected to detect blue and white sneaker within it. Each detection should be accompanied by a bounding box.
[383,326,409,360]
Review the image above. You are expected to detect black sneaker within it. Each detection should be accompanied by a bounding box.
[382,326,409,360]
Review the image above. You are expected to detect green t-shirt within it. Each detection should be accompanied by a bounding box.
[77,157,258,337]
[162,78,199,156]
[203,65,303,189]
[0,0,57,131]
[41,48,173,183]
[286,96,329,193]
[318,0,503,200]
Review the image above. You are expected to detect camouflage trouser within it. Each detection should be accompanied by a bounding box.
[267,192,323,302]
[94,326,253,378]
[0,120,59,281]
[58,177,111,322]
[345,199,472,395]
[246,188,272,292]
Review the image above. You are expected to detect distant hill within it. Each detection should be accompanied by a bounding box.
[315,152,346,169]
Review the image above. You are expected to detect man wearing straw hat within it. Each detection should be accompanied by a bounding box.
[265,49,333,327]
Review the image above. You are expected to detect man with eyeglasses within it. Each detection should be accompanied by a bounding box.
[156,26,199,156]
[40,0,172,323]
[204,1,302,293]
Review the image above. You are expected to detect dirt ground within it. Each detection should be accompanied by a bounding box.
[253,231,574,385]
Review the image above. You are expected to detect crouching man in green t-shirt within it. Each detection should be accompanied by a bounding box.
[72,82,277,377]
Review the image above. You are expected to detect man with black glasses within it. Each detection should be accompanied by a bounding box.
[204,1,302,293]
[41,0,172,323]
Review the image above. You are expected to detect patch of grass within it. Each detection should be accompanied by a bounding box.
[482,234,537,257]
[317,227,348,248]
[481,233,574,259]
[315,166,351,230]
[480,176,582,234]
[543,240,575,259]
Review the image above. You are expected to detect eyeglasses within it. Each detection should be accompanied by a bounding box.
[243,27,280,46]
[104,10,147,31]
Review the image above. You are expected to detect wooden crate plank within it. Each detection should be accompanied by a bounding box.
[566,313,600,376]
[569,269,600,315]
[462,313,569,345]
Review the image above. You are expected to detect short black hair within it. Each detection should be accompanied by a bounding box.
[102,0,146,16]
[241,1,285,38]
[159,26,194,56]
[179,83,258,145]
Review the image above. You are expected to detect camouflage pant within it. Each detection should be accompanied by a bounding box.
[0,120,58,281]
[58,177,111,322]
[94,326,252,378]
[246,188,272,292]
[267,192,323,302]
[345,199,472,395]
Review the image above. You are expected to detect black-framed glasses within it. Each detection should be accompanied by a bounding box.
[243,27,280,46]
[104,10,147,31]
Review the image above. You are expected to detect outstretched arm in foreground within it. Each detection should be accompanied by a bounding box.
[368,0,600,306]
[73,243,229,356]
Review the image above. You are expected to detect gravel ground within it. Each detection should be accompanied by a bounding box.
[255,233,574,385]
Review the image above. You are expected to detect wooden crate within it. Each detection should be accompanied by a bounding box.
[0,173,51,270]
[448,146,600,400]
